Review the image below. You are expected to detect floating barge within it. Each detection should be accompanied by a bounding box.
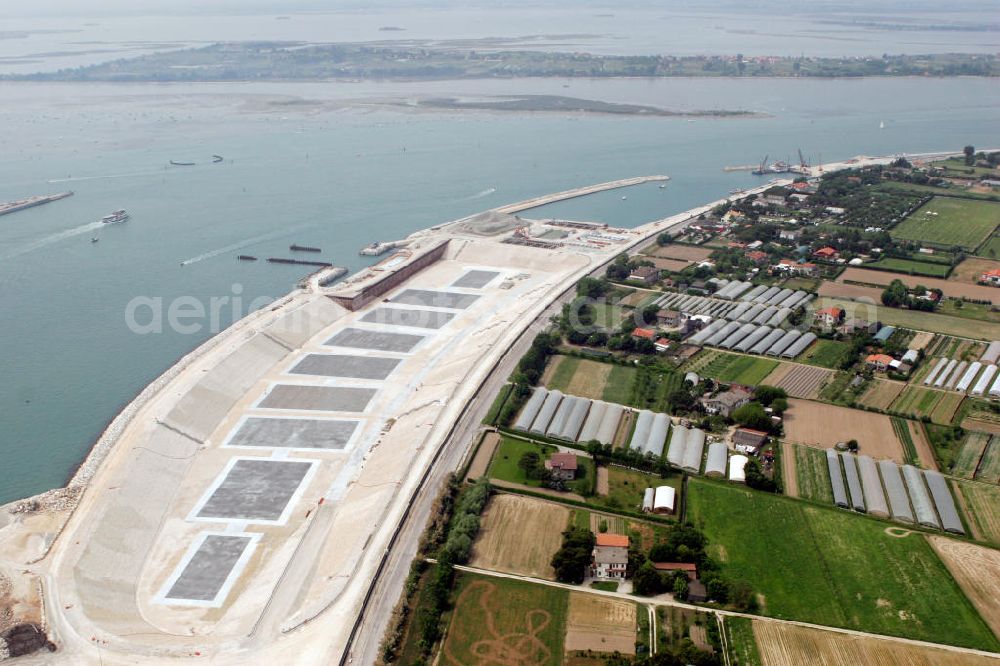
[290,244,322,253]
[0,191,73,217]
[267,257,332,267]
[237,255,258,261]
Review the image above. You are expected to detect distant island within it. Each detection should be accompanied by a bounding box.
[408,95,756,117]
[7,41,998,82]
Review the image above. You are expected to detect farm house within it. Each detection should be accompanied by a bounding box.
[728,454,748,483]
[826,449,849,509]
[704,442,729,478]
[591,533,630,579]
[902,465,941,529]
[878,459,915,523]
[653,486,676,514]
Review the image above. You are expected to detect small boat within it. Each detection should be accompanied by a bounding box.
[879,120,885,129]
[100,209,129,224]
[621,195,627,200]
[212,155,224,163]
[659,184,666,189]
[238,255,258,261]
[169,160,196,166]
[90,237,99,243]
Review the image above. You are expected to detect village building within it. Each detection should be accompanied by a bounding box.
[745,250,769,264]
[981,268,1000,286]
[544,452,578,481]
[632,327,656,341]
[778,229,802,242]
[657,309,682,328]
[812,246,839,261]
[866,353,894,372]
[839,318,876,335]
[814,306,844,328]
[653,562,698,581]
[733,428,768,454]
[629,265,660,285]
[654,338,671,353]
[699,388,751,417]
[591,533,630,580]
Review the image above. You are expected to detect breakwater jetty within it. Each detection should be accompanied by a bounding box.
[0,191,73,217]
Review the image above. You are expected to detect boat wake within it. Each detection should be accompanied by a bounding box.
[458,187,497,202]
[48,170,165,183]
[179,226,311,266]
[1,220,105,261]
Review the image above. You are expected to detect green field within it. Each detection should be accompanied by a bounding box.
[592,466,681,513]
[725,617,762,666]
[979,436,1000,483]
[890,385,965,424]
[891,197,1000,251]
[591,301,626,329]
[690,351,778,386]
[545,355,638,405]
[819,297,1000,340]
[794,445,833,503]
[685,478,1000,650]
[488,436,593,495]
[604,365,638,404]
[952,431,990,478]
[977,234,1000,259]
[890,417,919,466]
[866,257,951,277]
[797,339,851,369]
[443,574,568,665]
[955,480,1000,545]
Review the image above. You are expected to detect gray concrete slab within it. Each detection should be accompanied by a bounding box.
[225,417,360,450]
[452,270,500,288]
[324,328,425,353]
[165,535,251,602]
[196,459,314,522]
[258,385,376,412]
[360,307,455,330]
[389,288,480,310]
[289,353,401,380]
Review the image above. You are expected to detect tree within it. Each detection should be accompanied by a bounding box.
[744,457,778,492]
[965,145,976,166]
[731,402,771,431]
[880,279,909,308]
[771,397,788,415]
[517,451,547,480]
[656,232,673,246]
[633,561,664,596]
[551,528,596,584]
[753,385,787,407]
[672,575,690,601]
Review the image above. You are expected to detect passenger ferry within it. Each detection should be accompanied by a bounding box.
[101,209,129,224]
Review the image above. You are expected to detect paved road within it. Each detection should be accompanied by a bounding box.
[455,564,1000,661]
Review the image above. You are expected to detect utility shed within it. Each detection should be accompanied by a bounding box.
[705,442,728,478]
[562,398,592,441]
[727,282,753,300]
[547,396,578,438]
[902,464,940,529]
[666,426,688,467]
[682,429,706,473]
[729,454,748,483]
[646,413,670,457]
[739,303,765,323]
[530,390,563,434]
[725,302,752,322]
[827,449,848,509]
[630,410,655,452]
[840,453,866,512]
[991,372,1000,398]
[751,306,777,325]
[596,403,624,445]
[923,357,949,386]
[878,459,914,523]
[937,359,959,388]
[945,360,967,390]
[924,470,964,534]
[578,400,608,443]
[514,387,548,431]
[642,487,655,512]
[781,291,810,309]
[751,327,786,355]
[856,455,889,518]
[874,325,895,342]
[720,323,757,349]
[766,288,794,306]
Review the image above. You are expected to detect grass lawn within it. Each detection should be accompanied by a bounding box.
[685,478,1000,650]
[781,276,820,292]
[604,364,638,404]
[819,297,1000,340]
[794,445,833,504]
[592,301,626,329]
[548,356,583,392]
[938,299,1000,324]
[483,383,513,426]
[591,466,680,513]
[866,257,951,278]
[976,235,1000,260]
[443,573,568,665]
[590,581,619,592]
[879,180,997,201]
[797,339,851,369]
[725,617,762,666]
[891,197,1000,252]
[694,351,778,386]
[489,436,595,495]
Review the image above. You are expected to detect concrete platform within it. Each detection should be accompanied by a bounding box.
[223,417,361,450]
[324,328,425,353]
[288,353,401,380]
[452,270,500,288]
[257,385,376,412]
[360,307,455,329]
[388,288,480,310]
[160,533,258,606]
[193,458,317,524]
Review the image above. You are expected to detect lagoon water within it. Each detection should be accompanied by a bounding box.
[1,75,998,503]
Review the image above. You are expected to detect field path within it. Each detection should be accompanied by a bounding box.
[781,442,799,498]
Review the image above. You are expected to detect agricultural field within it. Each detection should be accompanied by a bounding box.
[890,417,919,466]
[890,196,1000,251]
[952,431,991,479]
[751,620,1000,666]
[889,386,964,425]
[564,592,636,656]
[649,257,692,272]
[796,339,851,369]
[442,574,567,666]
[783,399,905,462]
[857,379,906,411]
[909,331,934,351]
[816,297,1000,340]
[866,257,951,278]
[838,267,1000,301]
[471,494,570,580]
[780,276,819,292]
[977,234,1000,260]
[725,617,762,666]
[590,301,627,329]
[817,280,884,303]
[641,243,714,263]
[950,256,1000,284]
[954,481,1000,545]
[685,479,1000,650]
[760,363,831,399]
[977,436,1000,483]
[928,536,1000,639]
[794,445,833,504]
[937,299,1000,324]
[543,356,610,400]
[687,351,778,386]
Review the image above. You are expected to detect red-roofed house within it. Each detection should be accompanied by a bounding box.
[632,327,656,340]
[655,338,671,353]
[815,306,844,328]
[866,353,894,372]
[813,246,839,261]
[745,250,769,264]
[544,452,578,481]
[981,268,1000,286]
[592,533,630,579]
